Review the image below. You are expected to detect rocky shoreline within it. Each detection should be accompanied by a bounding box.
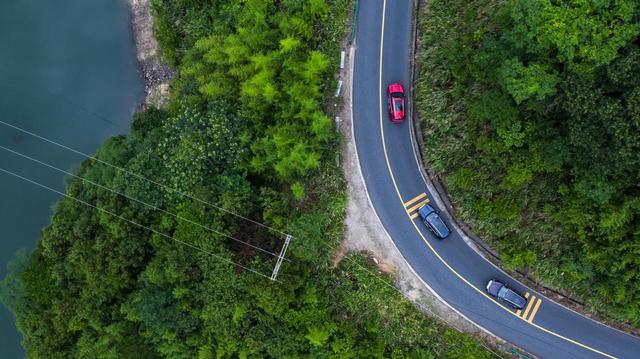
[128,0,174,109]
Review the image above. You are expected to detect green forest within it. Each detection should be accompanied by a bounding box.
[0,0,492,357]
[417,0,640,325]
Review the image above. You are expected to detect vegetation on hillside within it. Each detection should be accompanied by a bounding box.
[417,0,640,325]
[0,1,492,357]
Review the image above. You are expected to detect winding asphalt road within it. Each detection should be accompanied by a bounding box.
[351,1,640,358]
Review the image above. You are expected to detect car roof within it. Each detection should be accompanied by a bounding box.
[392,98,404,111]
[426,213,449,237]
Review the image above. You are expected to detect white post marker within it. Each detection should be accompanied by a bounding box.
[340,50,346,69]
[335,80,343,97]
[270,234,292,281]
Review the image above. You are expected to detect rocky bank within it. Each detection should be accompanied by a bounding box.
[128,0,174,109]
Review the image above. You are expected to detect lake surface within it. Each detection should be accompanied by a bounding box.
[0,0,142,356]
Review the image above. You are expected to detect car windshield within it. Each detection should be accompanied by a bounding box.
[393,99,403,112]
[391,92,403,98]
[497,286,509,299]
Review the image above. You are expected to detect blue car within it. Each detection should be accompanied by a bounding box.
[418,204,450,239]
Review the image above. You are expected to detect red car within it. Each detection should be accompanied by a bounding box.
[387,83,405,123]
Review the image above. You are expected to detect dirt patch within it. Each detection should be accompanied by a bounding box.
[128,0,174,109]
[331,241,349,268]
[332,243,396,275]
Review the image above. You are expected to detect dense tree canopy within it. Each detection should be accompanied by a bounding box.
[0,0,492,357]
[418,0,640,324]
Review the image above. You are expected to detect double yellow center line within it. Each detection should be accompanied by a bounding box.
[374,1,616,357]
[404,193,429,219]
[516,292,543,323]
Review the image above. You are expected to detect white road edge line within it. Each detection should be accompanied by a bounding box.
[347,19,506,350]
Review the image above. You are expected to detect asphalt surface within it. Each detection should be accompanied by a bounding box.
[351,1,640,358]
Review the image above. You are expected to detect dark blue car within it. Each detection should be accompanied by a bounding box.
[486,279,527,309]
[418,204,450,239]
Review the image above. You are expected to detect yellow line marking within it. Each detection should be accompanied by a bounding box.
[517,293,529,316]
[516,292,529,316]
[404,192,426,208]
[410,212,419,220]
[375,1,615,357]
[528,299,542,323]
[522,295,536,319]
[406,198,429,214]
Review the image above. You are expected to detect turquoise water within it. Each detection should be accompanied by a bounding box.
[0,0,142,356]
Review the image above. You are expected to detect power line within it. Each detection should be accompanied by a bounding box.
[0,119,289,238]
[0,127,515,356]
[0,144,287,261]
[0,77,268,212]
[270,234,292,281]
[0,165,275,281]
[0,118,510,352]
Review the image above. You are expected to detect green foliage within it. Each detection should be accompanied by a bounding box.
[156,103,242,195]
[290,181,305,200]
[499,59,558,104]
[504,0,640,71]
[150,0,241,65]
[417,0,640,324]
[131,107,168,133]
[178,1,334,181]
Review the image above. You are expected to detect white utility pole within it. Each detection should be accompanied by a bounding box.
[270,234,292,281]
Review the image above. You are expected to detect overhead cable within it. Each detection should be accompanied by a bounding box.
[0,165,275,281]
[0,144,286,261]
[0,119,289,237]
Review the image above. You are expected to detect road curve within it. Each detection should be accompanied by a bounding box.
[351,1,640,358]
